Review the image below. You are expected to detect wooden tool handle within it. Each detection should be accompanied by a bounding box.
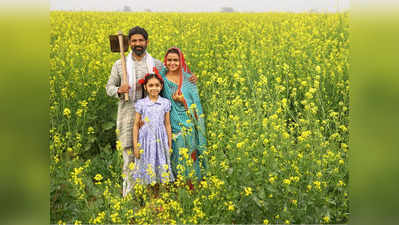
[118,31,129,102]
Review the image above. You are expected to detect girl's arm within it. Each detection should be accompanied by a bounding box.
[133,112,141,159]
[164,111,172,152]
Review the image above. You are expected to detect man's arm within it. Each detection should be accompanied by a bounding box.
[106,61,122,99]
[106,60,130,99]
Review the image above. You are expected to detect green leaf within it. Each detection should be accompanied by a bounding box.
[103,121,115,131]
[252,195,263,208]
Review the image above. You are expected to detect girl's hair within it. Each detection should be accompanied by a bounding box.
[141,73,164,97]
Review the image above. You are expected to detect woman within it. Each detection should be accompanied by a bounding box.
[159,47,207,183]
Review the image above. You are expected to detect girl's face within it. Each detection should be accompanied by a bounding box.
[144,77,162,98]
[166,53,180,72]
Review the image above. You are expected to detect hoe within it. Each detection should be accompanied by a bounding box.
[109,31,129,102]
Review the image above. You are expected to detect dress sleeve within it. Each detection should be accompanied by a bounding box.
[134,100,143,114]
[164,99,171,113]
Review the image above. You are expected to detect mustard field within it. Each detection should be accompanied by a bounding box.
[50,11,349,224]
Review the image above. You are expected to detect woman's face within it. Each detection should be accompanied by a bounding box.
[145,77,162,98]
[166,53,180,72]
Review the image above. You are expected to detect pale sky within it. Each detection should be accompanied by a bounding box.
[50,0,350,12]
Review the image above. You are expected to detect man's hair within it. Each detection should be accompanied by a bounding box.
[128,26,148,40]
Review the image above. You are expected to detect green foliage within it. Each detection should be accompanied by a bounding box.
[50,12,349,224]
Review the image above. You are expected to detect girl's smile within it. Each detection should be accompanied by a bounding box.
[145,77,162,99]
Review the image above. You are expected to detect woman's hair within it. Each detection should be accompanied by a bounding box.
[141,73,164,97]
[166,48,180,57]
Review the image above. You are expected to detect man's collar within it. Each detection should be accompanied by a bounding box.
[132,51,147,62]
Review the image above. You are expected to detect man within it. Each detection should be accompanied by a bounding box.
[106,26,196,197]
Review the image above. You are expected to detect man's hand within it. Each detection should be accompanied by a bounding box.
[188,73,198,84]
[117,83,131,94]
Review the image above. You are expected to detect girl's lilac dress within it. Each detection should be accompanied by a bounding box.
[131,96,174,185]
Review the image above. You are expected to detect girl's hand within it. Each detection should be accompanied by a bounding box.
[134,147,140,159]
[138,118,144,128]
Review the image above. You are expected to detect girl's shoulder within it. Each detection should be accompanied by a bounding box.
[135,97,148,107]
[158,96,171,105]
[158,96,171,113]
[136,97,147,104]
[134,97,148,114]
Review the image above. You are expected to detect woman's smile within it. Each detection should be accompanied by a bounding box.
[166,53,180,72]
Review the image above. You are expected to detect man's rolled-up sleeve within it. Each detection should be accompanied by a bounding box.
[106,61,123,99]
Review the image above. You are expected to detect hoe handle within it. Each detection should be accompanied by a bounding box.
[118,31,129,102]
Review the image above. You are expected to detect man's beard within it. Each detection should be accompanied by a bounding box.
[133,46,146,56]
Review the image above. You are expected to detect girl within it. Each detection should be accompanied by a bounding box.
[132,72,174,196]
[160,47,207,185]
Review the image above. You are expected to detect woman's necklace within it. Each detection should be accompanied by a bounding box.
[166,72,180,85]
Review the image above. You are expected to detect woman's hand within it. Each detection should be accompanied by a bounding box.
[172,91,185,104]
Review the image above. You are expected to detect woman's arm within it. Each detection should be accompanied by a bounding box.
[133,112,141,159]
[164,111,172,151]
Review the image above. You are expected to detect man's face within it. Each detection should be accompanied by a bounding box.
[129,34,148,56]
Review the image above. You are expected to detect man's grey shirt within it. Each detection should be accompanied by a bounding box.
[106,53,163,149]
